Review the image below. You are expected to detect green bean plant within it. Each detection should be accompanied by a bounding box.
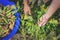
[0,5,18,37]
[16,1,60,40]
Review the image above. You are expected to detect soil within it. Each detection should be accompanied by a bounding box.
[11,33,24,40]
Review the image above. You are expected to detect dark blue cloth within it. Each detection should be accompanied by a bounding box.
[0,0,15,6]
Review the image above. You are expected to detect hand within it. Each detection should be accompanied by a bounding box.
[24,4,31,15]
[38,14,49,27]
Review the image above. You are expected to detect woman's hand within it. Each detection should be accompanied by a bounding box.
[38,14,49,27]
[38,0,60,27]
[23,0,31,15]
[24,4,31,15]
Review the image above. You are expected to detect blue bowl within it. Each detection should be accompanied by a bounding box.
[0,0,20,40]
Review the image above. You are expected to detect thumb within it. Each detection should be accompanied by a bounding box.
[29,10,31,15]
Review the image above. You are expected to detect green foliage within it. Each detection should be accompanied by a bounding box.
[16,1,60,40]
[0,0,59,40]
[0,0,58,40]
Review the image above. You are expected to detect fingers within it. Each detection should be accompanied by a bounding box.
[23,5,31,15]
[24,10,26,15]
[38,19,47,27]
[38,17,43,27]
[28,9,31,15]
[38,14,48,27]
[24,9,31,15]
[38,20,42,27]
[42,21,47,26]
[23,8,27,15]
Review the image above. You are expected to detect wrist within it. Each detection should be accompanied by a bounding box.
[24,3,28,6]
[23,0,28,6]
[24,4,29,7]
[45,13,51,19]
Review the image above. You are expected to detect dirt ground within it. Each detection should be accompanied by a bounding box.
[11,33,23,40]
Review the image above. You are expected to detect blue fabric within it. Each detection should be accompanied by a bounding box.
[0,0,15,6]
[0,0,20,40]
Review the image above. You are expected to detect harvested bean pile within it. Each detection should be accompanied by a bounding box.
[0,5,17,37]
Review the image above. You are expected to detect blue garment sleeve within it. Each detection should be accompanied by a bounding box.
[0,0,15,6]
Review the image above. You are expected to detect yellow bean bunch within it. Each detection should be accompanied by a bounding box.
[0,5,17,37]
